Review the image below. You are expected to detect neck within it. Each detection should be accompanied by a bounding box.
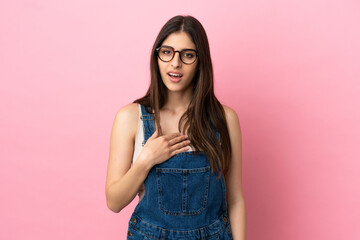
[162,87,193,114]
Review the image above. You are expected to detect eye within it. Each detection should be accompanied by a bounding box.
[160,47,173,55]
[162,50,171,55]
[182,51,196,59]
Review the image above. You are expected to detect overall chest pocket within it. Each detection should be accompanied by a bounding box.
[156,166,211,216]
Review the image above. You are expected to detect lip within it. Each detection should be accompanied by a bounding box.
[168,71,183,75]
[167,71,183,83]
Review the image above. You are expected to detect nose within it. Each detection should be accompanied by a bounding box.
[171,51,182,68]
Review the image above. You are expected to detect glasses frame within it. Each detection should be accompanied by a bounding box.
[156,46,199,65]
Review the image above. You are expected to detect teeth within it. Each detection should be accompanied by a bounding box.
[169,73,182,77]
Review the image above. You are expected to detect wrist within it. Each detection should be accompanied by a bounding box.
[135,155,154,172]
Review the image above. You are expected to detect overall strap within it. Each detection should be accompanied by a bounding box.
[139,104,155,146]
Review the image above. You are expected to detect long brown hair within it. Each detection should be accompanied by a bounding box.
[133,15,231,178]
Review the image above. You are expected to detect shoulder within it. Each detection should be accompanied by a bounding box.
[115,102,140,120]
[113,103,140,140]
[221,104,240,128]
[221,104,242,138]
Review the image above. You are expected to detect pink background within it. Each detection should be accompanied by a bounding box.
[1,0,359,239]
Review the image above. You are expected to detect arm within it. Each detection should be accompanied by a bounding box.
[105,103,191,213]
[105,103,152,213]
[223,105,246,240]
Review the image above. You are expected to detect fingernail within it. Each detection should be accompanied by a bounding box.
[184,135,188,138]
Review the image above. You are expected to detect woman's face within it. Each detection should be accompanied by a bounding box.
[157,31,198,94]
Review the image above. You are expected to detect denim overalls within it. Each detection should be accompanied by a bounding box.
[127,104,233,240]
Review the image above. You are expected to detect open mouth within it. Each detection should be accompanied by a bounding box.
[168,73,183,78]
[168,72,183,82]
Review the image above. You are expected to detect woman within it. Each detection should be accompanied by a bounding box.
[105,15,246,239]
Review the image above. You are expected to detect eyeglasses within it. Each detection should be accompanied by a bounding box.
[156,46,198,65]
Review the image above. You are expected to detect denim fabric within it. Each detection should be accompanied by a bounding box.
[127,104,232,240]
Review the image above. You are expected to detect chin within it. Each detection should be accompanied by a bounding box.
[161,74,195,92]
[164,85,185,92]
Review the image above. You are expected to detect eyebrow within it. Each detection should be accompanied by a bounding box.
[161,45,197,51]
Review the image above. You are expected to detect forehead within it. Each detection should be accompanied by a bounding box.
[162,31,196,50]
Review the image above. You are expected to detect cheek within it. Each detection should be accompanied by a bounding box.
[187,64,198,78]
[158,61,167,75]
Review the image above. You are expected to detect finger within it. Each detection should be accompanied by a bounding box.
[171,146,190,157]
[162,132,183,141]
[170,139,191,151]
[168,134,189,146]
[148,129,159,140]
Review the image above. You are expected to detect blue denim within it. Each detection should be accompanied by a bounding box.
[127,104,233,240]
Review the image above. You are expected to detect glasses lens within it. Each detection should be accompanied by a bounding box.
[158,47,173,62]
[181,50,197,64]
